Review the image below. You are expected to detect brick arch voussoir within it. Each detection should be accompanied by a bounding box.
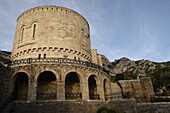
[12,70,30,82]
[35,69,59,81]
[63,70,85,83]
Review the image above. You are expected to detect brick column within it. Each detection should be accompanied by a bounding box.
[81,81,89,100]
[57,80,65,100]
[28,78,37,101]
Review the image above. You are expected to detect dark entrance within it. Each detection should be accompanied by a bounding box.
[37,71,57,100]
[88,75,99,100]
[14,72,28,101]
[65,72,82,100]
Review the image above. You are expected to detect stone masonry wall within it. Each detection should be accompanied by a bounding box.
[4,99,137,113]
[118,77,154,102]
[137,102,170,113]
[3,99,170,113]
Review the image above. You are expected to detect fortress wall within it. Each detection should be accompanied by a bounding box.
[5,99,137,113]
[110,82,122,99]
[12,6,91,61]
[4,100,170,113]
[119,77,154,102]
[140,77,155,98]
[137,102,170,113]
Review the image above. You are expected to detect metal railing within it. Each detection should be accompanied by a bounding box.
[10,58,110,74]
[36,92,57,100]
[89,93,100,100]
[15,93,27,101]
[150,96,170,102]
[65,93,82,100]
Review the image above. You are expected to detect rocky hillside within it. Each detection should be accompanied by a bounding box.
[109,57,166,75]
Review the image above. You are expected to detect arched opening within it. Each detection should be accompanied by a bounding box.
[65,72,82,100]
[37,71,57,100]
[88,75,100,100]
[104,79,109,101]
[14,72,28,101]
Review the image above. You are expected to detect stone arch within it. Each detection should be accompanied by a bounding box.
[65,72,82,100]
[13,72,29,101]
[35,69,59,81]
[36,71,57,100]
[88,75,100,100]
[62,69,85,82]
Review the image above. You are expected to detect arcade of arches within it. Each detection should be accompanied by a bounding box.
[12,71,110,101]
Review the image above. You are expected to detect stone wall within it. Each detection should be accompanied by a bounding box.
[110,82,122,99]
[0,64,11,101]
[4,99,137,113]
[3,99,170,113]
[137,102,170,113]
[118,77,154,102]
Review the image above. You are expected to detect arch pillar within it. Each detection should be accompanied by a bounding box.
[81,81,89,100]
[98,81,105,101]
[28,76,37,101]
[57,80,65,100]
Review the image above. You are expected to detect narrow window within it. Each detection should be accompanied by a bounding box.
[44,54,46,59]
[33,24,36,38]
[74,57,76,60]
[20,28,24,42]
[38,54,41,59]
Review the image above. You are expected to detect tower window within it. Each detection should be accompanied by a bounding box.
[44,54,46,59]
[33,24,36,38]
[38,54,41,59]
[20,28,24,42]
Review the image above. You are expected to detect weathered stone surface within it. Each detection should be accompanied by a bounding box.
[12,6,91,62]
[4,100,137,113]
[118,77,155,103]
[109,57,157,75]
[137,102,170,113]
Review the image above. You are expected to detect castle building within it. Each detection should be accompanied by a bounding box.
[0,5,157,113]
[10,5,114,101]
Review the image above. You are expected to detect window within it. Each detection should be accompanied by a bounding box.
[44,54,46,59]
[20,28,24,42]
[38,54,41,59]
[33,24,36,38]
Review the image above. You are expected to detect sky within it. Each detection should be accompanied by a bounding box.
[0,0,170,62]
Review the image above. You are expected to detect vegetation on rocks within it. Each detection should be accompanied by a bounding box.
[148,65,170,95]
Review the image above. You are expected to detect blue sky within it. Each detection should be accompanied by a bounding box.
[0,0,170,62]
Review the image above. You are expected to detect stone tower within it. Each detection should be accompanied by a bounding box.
[12,6,91,61]
[10,6,111,101]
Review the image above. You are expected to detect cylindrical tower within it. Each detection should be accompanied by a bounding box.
[11,6,91,61]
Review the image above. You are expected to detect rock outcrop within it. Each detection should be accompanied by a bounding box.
[109,57,165,75]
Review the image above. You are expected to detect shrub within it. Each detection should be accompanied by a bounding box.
[96,107,124,113]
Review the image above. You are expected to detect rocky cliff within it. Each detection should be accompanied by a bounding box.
[109,57,166,76]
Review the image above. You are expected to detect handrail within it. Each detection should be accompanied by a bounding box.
[65,93,82,99]
[10,58,110,74]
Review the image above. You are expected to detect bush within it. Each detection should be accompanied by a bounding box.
[96,107,125,113]
[162,91,170,96]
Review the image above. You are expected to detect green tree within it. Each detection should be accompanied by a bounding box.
[148,65,170,92]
